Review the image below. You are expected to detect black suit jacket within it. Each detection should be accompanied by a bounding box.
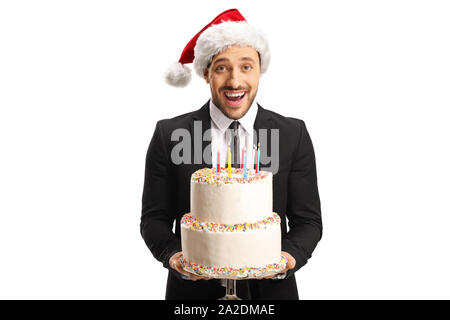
[140,100,322,300]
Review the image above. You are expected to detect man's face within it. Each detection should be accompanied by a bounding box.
[204,45,261,120]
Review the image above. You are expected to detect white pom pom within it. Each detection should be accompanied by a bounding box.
[164,62,192,87]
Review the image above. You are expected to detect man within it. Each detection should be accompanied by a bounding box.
[141,9,322,300]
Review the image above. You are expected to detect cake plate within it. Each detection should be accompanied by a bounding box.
[217,272,285,300]
[179,254,287,300]
[219,279,240,300]
[181,269,284,300]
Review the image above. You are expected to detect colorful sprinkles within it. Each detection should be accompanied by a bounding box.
[179,255,288,279]
[191,167,270,185]
[181,213,281,233]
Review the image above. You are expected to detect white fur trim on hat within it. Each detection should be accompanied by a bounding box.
[193,21,270,77]
[164,61,192,87]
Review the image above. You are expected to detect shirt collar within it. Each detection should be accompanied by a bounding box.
[209,97,258,135]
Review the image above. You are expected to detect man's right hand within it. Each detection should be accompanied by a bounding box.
[169,252,212,281]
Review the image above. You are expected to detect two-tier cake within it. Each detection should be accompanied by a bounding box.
[180,167,287,279]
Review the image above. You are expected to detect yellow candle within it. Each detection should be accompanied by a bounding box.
[227,143,231,177]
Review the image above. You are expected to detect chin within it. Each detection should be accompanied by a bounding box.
[214,95,251,119]
[225,106,247,119]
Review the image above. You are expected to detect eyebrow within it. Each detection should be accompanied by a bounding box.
[212,57,256,66]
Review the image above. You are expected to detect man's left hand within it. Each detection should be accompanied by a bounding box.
[259,251,296,280]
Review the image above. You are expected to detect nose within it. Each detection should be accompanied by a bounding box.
[226,68,241,88]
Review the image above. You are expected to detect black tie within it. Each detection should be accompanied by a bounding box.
[229,121,240,168]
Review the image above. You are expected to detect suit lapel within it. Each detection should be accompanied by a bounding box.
[190,100,212,167]
[254,102,273,136]
[254,103,274,172]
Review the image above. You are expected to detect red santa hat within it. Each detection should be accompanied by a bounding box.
[164,8,270,87]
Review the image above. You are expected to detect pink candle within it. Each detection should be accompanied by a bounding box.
[217,151,220,173]
[254,145,257,172]
[241,148,245,170]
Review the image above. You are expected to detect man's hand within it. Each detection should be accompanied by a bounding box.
[169,252,212,281]
[258,251,296,280]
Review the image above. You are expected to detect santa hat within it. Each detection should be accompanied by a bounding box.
[164,8,270,87]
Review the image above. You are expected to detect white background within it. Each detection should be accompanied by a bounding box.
[1,0,449,299]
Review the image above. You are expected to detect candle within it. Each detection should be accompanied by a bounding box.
[227,142,231,177]
[241,147,245,170]
[217,151,220,173]
[243,146,247,178]
[257,142,260,173]
[253,144,257,172]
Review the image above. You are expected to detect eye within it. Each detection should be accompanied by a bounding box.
[216,66,226,71]
[243,65,252,71]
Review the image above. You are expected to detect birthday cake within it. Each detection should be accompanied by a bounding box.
[180,167,287,279]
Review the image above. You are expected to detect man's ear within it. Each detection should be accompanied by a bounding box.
[203,69,210,84]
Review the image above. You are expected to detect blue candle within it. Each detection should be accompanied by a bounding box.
[243,146,247,178]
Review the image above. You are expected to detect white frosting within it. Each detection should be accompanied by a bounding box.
[181,221,281,268]
[181,168,281,275]
[190,172,272,224]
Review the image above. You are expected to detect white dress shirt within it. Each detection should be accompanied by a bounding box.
[210,97,258,170]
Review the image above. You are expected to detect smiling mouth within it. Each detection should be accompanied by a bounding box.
[223,90,247,106]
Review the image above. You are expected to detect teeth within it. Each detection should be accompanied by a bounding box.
[225,92,245,98]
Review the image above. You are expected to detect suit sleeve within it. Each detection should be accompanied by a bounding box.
[282,120,323,278]
[140,120,182,274]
